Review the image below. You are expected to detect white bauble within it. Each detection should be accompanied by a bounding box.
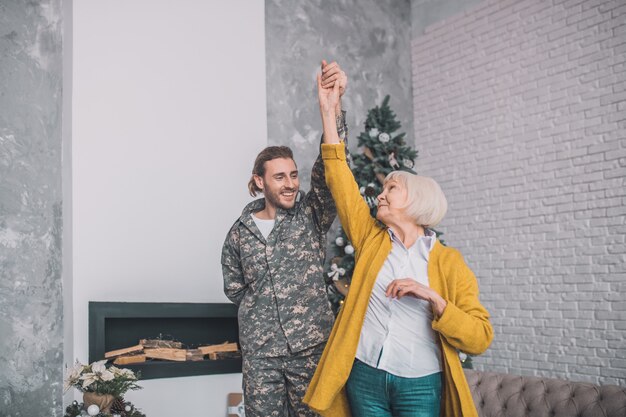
[335,236,345,247]
[344,244,354,255]
[87,404,100,416]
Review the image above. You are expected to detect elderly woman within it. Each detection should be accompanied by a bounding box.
[303,64,493,417]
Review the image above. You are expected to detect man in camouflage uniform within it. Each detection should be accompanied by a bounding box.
[222,62,348,417]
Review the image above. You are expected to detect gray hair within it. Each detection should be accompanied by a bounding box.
[384,171,448,228]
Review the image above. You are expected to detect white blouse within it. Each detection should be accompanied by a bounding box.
[355,228,442,378]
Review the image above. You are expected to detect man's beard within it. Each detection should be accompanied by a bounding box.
[265,187,298,210]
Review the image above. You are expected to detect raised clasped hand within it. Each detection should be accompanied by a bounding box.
[320,60,347,96]
[317,60,347,116]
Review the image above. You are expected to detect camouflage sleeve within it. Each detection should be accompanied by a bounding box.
[308,110,348,232]
[221,226,247,306]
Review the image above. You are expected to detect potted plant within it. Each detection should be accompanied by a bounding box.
[64,360,143,415]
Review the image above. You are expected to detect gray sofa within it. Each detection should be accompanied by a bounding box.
[464,369,626,417]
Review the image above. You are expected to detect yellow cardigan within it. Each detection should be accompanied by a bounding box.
[304,143,493,417]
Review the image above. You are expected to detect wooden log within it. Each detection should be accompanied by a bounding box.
[198,342,239,355]
[140,339,183,349]
[113,354,146,365]
[144,348,187,362]
[104,344,144,359]
[208,351,242,360]
[186,349,205,362]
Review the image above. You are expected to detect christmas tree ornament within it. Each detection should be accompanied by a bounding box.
[125,405,132,412]
[363,185,378,206]
[87,405,100,416]
[64,401,82,417]
[335,236,345,247]
[327,263,346,282]
[378,132,390,143]
[110,397,126,414]
[333,277,350,296]
[359,186,366,195]
[388,152,400,169]
[344,245,354,255]
[402,158,414,168]
[368,127,379,138]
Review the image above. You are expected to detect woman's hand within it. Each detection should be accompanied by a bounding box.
[317,69,341,117]
[386,278,448,318]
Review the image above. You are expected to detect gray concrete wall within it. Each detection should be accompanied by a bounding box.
[411,0,625,385]
[0,0,65,415]
[265,0,413,188]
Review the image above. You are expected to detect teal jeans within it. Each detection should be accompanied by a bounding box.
[345,359,442,417]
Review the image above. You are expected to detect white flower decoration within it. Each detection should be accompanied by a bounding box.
[369,128,379,138]
[91,360,108,375]
[111,366,136,379]
[64,361,85,392]
[80,373,98,389]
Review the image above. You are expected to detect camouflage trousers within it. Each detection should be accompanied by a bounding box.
[242,344,323,417]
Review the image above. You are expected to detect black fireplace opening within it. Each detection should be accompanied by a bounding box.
[89,302,241,380]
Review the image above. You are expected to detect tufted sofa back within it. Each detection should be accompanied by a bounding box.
[464,369,626,417]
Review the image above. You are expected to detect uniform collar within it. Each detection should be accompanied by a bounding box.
[239,191,304,239]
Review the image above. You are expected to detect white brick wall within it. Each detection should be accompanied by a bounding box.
[412,0,625,384]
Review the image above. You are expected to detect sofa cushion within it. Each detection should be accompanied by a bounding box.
[464,369,626,417]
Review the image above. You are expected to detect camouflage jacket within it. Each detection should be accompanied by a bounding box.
[222,112,347,358]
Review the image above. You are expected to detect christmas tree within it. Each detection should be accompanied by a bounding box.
[325,95,418,310]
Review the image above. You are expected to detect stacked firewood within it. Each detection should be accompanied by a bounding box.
[104,340,240,365]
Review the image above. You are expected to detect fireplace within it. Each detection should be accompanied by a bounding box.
[89,302,241,380]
